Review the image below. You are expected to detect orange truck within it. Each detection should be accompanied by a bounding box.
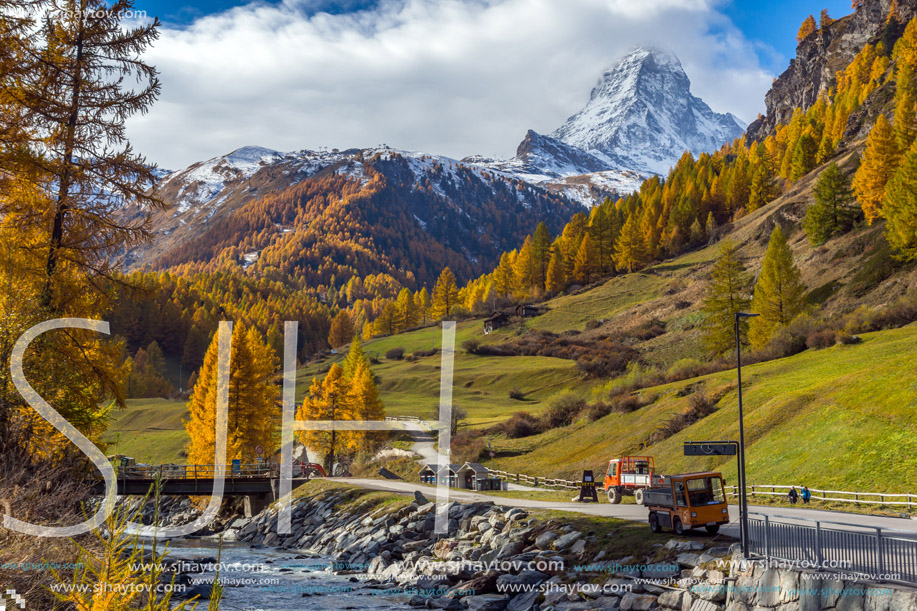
[603,455,666,504]
[643,471,730,535]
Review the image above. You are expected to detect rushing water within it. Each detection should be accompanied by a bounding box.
[160,539,413,611]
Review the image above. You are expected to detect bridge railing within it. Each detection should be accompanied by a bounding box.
[748,512,917,586]
[118,463,277,480]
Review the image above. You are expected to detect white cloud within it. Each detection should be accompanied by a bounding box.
[128,0,774,170]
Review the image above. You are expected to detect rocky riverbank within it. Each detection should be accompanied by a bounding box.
[214,485,917,611]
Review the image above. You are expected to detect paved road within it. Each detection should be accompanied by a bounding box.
[329,478,917,539]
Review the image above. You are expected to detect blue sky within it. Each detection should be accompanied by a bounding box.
[138,0,855,70]
[720,0,855,71]
[124,0,856,169]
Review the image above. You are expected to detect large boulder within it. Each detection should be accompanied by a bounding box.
[535,531,557,549]
[495,570,549,588]
[462,594,510,610]
[552,531,582,551]
[620,592,658,611]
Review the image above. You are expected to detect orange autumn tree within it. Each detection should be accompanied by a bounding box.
[853,114,900,223]
[797,14,817,42]
[327,310,354,348]
[185,322,279,465]
[297,339,385,471]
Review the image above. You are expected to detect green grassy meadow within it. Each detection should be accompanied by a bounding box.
[102,398,188,464]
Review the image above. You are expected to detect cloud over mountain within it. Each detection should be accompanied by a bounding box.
[129,0,773,170]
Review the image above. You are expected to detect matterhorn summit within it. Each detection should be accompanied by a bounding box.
[550,46,746,176]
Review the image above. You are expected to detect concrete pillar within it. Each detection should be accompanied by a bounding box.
[244,493,271,518]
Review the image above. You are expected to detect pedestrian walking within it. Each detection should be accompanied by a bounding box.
[788,487,798,504]
[801,486,811,504]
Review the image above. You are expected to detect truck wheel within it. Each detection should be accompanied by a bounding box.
[634,489,645,505]
[607,487,622,504]
[705,524,720,535]
[673,517,684,536]
[649,512,661,533]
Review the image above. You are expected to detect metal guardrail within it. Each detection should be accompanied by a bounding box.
[747,512,917,586]
[727,485,917,507]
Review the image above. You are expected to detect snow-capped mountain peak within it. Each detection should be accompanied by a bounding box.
[550,46,746,176]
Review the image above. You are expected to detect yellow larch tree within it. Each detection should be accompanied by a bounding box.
[296,364,352,473]
[797,14,817,42]
[431,267,459,319]
[852,114,900,223]
[185,322,279,466]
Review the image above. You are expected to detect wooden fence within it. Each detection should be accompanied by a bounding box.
[726,484,917,507]
[487,468,580,490]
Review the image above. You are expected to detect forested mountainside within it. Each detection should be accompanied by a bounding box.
[124,148,581,287]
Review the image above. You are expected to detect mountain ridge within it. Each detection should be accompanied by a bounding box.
[122,146,582,286]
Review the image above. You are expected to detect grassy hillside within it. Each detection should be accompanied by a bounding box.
[298,321,584,426]
[102,398,187,464]
[490,323,917,494]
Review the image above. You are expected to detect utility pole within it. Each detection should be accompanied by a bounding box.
[735,311,759,559]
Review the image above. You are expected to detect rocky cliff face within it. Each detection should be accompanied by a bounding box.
[746,0,916,141]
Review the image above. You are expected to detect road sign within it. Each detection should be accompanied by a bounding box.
[577,470,599,503]
[255,445,264,456]
[684,441,738,456]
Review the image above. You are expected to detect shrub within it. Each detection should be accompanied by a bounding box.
[385,347,405,360]
[542,394,586,429]
[648,389,717,444]
[666,358,705,380]
[413,348,438,358]
[575,352,635,378]
[502,412,542,438]
[757,314,823,360]
[689,391,716,417]
[609,393,643,413]
[806,330,836,350]
[583,401,613,422]
[604,363,665,396]
[509,387,526,400]
[631,318,666,340]
[585,319,603,330]
[870,294,917,329]
[451,430,486,463]
[462,338,481,354]
[837,331,862,345]
[842,305,873,335]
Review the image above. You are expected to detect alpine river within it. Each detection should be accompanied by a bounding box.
[164,539,414,610]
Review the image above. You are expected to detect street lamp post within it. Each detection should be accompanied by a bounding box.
[735,311,759,559]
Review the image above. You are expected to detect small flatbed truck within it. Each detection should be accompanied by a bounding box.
[603,455,666,504]
[643,471,729,535]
